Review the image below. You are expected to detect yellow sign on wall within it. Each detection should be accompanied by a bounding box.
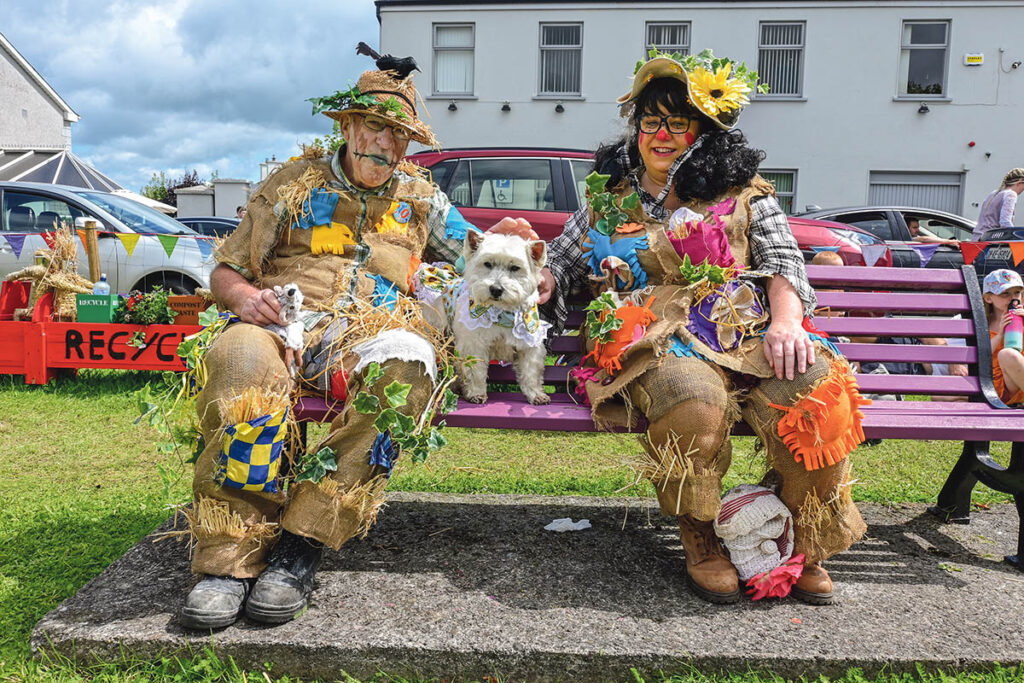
[964,53,984,66]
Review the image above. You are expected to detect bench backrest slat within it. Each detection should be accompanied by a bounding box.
[854,373,979,395]
[814,317,975,337]
[815,291,970,313]
[805,264,966,290]
[835,342,977,364]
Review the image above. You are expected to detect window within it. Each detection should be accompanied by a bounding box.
[898,20,950,97]
[761,170,797,214]
[832,211,895,242]
[569,159,593,209]
[539,23,582,96]
[645,22,689,56]
[433,24,474,96]
[903,213,973,242]
[3,192,84,232]
[757,22,805,97]
[447,159,556,212]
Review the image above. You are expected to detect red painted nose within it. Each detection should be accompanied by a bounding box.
[655,127,672,142]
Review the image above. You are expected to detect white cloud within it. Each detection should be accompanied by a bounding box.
[3,0,380,190]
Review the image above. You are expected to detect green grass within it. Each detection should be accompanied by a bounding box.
[0,370,1016,682]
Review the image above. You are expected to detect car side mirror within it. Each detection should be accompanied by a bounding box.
[74,216,106,231]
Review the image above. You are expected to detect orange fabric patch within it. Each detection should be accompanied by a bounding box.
[772,364,871,471]
[616,222,646,234]
[587,298,657,375]
[407,254,422,290]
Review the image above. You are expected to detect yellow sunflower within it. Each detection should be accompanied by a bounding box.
[687,63,752,117]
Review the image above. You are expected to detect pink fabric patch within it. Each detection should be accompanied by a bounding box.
[569,365,601,404]
[667,199,737,268]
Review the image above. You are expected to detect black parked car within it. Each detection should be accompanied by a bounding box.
[176,215,240,237]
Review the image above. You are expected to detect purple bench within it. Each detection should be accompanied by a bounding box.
[295,265,1024,567]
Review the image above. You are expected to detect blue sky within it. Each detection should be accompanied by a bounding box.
[4,0,380,191]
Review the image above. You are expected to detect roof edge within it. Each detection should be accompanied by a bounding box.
[0,30,80,122]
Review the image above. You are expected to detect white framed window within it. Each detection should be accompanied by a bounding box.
[898,20,950,97]
[539,23,582,96]
[433,23,474,96]
[761,170,797,214]
[757,22,805,97]
[645,22,690,56]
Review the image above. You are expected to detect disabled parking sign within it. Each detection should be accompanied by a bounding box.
[492,178,512,206]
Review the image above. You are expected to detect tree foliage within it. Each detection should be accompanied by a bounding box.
[140,169,208,207]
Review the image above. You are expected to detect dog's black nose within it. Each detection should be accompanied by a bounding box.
[489,285,504,300]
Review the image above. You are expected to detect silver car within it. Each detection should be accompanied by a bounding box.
[0,181,214,294]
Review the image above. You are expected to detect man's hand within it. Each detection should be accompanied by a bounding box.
[538,267,554,305]
[763,317,816,380]
[487,217,538,240]
[238,288,282,327]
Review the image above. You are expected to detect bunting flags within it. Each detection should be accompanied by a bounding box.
[909,243,940,267]
[1011,243,1024,266]
[41,232,56,249]
[861,244,888,267]
[116,233,140,257]
[3,234,26,259]
[959,241,988,266]
[156,234,179,258]
[195,237,213,261]
[76,229,89,252]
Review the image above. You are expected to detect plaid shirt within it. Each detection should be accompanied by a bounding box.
[541,141,817,334]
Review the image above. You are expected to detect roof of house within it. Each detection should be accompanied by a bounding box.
[0,149,121,190]
[0,31,79,123]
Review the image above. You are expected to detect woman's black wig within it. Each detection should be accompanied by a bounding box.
[592,77,766,203]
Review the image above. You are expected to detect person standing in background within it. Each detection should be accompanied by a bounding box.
[973,168,1024,240]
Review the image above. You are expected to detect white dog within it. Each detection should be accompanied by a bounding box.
[416,231,551,405]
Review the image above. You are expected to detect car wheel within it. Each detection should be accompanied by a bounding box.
[134,274,197,295]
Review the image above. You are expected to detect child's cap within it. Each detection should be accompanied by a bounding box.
[983,269,1024,295]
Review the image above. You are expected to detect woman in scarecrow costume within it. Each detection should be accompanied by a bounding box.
[180,45,474,629]
[538,51,868,604]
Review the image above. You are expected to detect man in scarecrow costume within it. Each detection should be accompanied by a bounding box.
[180,45,475,629]
[536,50,868,604]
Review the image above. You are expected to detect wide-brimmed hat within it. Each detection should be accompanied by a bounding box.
[617,49,766,131]
[308,43,437,147]
[983,269,1024,295]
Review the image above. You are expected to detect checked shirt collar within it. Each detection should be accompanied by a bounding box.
[620,133,710,221]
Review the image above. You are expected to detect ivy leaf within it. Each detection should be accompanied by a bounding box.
[619,193,640,212]
[427,428,447,451]
[198,305,220,327]
[594,218,611,236]
[353,391,381,414]
[384,381,412,408]
[440,389,460,414]
[374,408,400,433]
[294,446,337,484]
[363,362,383,387]
[585,172,610,196]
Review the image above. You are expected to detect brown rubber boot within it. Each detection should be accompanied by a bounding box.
[792,562,835,605]
[677,515,740,604]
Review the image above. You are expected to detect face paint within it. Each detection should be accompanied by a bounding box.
[354,152,393,167]
[683,132,696,146]
[655,127,672,142]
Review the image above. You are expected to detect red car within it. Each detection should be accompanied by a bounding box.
[406,148,890,266]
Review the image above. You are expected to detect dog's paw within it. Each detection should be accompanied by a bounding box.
[463,393,488,404]
[528,393,551,405]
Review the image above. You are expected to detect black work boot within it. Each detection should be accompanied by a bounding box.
[245,531,324,624]
[180,575,250,630]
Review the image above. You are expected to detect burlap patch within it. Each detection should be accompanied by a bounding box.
[281,476,388,550]
[184,497,279,578]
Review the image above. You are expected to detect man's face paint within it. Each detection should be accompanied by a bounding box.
[339,114,411,189]
[636,104,701,185]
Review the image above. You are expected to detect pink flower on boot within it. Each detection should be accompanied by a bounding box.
[745,553,805,600]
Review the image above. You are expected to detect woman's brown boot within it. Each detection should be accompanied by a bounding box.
[677,515,740,604]
[792,562,835,605]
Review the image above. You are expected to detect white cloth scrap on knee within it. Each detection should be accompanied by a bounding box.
[352,329,437,383]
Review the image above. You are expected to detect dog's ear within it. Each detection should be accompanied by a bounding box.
[273,285,284,297]
[527,240,547,270]
[464,229,484,258]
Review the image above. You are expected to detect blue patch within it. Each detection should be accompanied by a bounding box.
[665,335,708,360]
[444,207,479,241]
[293,188,339,230]
[393,201,412,224]
[371,275,399,311]
[807,332,842,357]
[585,228,649,290]
[369,431,398,475]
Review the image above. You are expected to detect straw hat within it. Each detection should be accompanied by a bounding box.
[308,43,437,147]
[617,49,764,131]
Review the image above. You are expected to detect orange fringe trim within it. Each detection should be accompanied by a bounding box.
[771,363,871,472]
[587,298,657,375]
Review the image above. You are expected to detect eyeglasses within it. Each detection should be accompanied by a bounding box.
[360,114,411,142]
[637,113,694,135]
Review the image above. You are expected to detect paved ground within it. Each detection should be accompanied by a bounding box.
[32,494,1024,681]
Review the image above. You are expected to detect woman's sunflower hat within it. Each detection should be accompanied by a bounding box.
[617,48,768,130]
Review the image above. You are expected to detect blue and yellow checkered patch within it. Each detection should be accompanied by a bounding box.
[216,408,288,492]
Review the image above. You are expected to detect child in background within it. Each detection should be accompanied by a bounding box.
[983,269,1024,406]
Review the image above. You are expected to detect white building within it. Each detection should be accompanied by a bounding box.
[176,179,252,218]
[378,0,1024,216]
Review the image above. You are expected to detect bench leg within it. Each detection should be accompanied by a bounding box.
[930,440,984,524]
[1005,442,1024,571]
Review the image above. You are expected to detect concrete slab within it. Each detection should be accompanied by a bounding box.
[32,494,1024,681]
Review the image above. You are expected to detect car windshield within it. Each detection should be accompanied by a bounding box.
[77,191,198,235]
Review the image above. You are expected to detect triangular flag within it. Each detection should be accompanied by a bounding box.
[909,243,940,267]
[156,234,179,258]
[1011,243,1024,266]
[4,234,26,259]
[861,244,888,267]
[76,229,88,252]
[810,246,841,253]
[41,232,56,249]
[195,237,213,261]
[959,241,987,266]
[117,233,141,257]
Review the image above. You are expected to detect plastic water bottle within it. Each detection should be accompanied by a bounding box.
[93,274,110,296]
[1005,298,1024,352]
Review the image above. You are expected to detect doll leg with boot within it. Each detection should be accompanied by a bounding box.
[742,352,868,605]
[182,323,292,629]
[630,355,740,603]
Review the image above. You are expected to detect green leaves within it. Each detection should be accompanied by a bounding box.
[384,381,411,408]
[353,391,381,414]
[585,172,611,196]
[439,389,459,415]
[637,47,767,94]
[363,362,383,387]
[197,306,220,327]
[584,172,640,236]
[307,87,412,121]
[584,292,624,344]
[678,253,728,285]
[294,446,338,484]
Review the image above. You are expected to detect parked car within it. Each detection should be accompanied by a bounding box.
[1,181,214,294]
[176,215,240,238]
[406,147,889,265]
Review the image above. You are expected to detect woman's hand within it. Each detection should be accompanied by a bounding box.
[487,217,538,240]
[763,317,816,380]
